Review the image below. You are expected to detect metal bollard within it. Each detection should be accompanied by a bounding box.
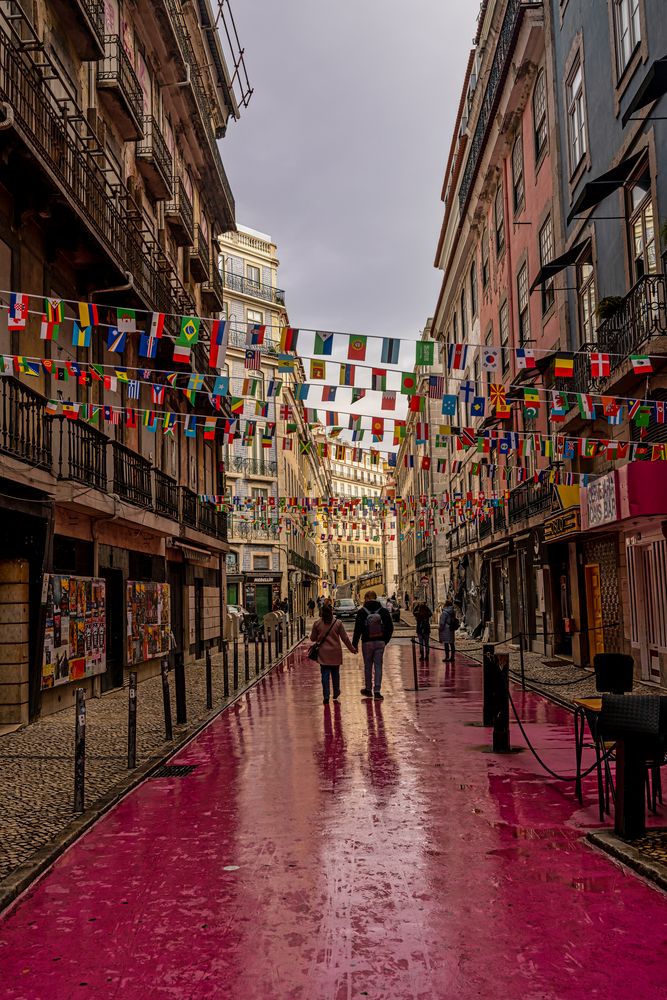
[244,635,250,683]
[267,629,273,665]
[482,644,496,727]
[127,671,137,769]
[205,647,213,711]
[222,640,230,698]
[261,633,266,672]
[161,658,173,741]
[492,653,511,753]
[74,687,86,813]
[411,637,419,692]
[519,632,526,691]
[174,650,187,725]
[278,624,283,657]
[233,638,239,690]
[254,635,260,677]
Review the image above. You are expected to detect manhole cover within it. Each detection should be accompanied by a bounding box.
[150,764,198,778]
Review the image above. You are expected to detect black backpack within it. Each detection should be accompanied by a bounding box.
[364,608,384,641]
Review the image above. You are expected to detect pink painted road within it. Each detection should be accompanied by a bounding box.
[2,644,667,999]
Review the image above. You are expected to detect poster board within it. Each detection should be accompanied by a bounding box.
[42,575,106,689]
[126,581,171,665]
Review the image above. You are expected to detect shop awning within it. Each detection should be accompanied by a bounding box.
[529,239,591,292]
[567,151,645,223]
[622,56,667,126]
[170,540,212,565]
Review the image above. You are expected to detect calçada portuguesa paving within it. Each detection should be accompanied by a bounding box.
[1,642,667,999]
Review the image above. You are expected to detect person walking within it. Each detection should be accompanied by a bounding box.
[352,589,394,700]
[439,599,459,663]
[310,603,356,705]
[413,600,433,659]
[307,597,316,616]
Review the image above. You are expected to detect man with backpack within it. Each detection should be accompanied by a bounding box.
[352,589,394,700]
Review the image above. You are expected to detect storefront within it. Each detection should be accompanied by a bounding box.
[244,573,282,619]
[580,471,624,668]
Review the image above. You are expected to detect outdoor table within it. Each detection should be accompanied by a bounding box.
[574,697,610,822]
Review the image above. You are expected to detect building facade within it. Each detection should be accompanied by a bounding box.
[0,0,249,724]
[326,450,387,599]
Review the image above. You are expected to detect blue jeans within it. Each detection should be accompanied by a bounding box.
[362,640,385,692]
[320,664,340,701]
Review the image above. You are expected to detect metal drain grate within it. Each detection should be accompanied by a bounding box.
[150,764,198,778]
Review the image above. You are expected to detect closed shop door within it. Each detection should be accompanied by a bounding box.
[227,582,239,606]
[627,537,667,682]
[255,585,272,621]
[584,564,604,661]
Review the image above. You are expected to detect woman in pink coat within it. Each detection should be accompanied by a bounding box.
[310,604,356,704]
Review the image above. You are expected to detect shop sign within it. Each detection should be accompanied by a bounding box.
[585,472,618,529]
[254,577,275,584]
[544,508,581,541]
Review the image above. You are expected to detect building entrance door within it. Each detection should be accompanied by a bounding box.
[584,564,604,662]
[255,584,272,621]
[100,568,124,692]
[627,538,666,682]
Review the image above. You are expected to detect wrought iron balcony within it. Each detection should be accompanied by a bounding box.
[197,498,217,536]
[165,177,195,246]
[415,545,433,570]
[181,487,198,529]
[597,273,667,377]
[222,270,285,306]
[0,377,52,470]
[50,0,105,60]
[112,441,152,508]
[97,35,144,141]
[154,469,179,520]
[202,265,225,311]
[136,115,173,200]
[57,419,107,491]
[288,549,320,576]
[229,517,279,541]
[479,517,493,540]
[508,481,552,526]
[227,456,278,478]
[190,224,210,282]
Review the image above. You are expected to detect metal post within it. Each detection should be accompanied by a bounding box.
[244,635,250,683]
[492,652,511,753]
[615,741,647,839]
[73,688,86,813]
[161,658,173,741]
[267,629,273,665]
[174,651,187,725]
[482,644,496,727]
[278,623,284,657]
[261,632,266,672]
[233,638,239,690]
[127,671,137,769]
[254,635,260,677]
[411,637,419,692]
[222,640,230,698]
[519,632,526,691]
[205,648,213,710]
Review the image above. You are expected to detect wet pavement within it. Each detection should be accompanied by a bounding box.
[1,643,667,999]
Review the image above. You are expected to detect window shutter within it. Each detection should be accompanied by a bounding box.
[226,255,243,277]
[261,266,272,289]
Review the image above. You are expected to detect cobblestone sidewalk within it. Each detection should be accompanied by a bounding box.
[0,640,285,888]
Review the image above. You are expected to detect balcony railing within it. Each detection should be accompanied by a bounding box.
[181,487,198,529]
[165,176,195,246]
[227,456,278,477]
[57,419,107,490]
[288,549,320,576]
[154,469,179,519]
[222,270,286,306]
[112,441,152,508]
[50,0,105,60]
[508,481,552,526]
[197,498,217,536]
[415,545,433,570]
[229,517,280,540]
[202,265,225,311]
[0,377,52,469]
[97,35,144,140]
[190,224,210,282]
[136,115,173,199]
[597,273,667,374]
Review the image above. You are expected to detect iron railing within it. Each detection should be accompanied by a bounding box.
[0,377,52,469]
[181,487,198,529]
[415,545,433,569]
[136,115,173,196]
[154,469,179,519]
[190,224,210,281]
[597,273,667,372]
[202,265,225,308]
[197,497,217,535]
[288,549,320,576]
[508,481,552,525]
[97,35,144,138]
[228,456,278,477]
[229,517,280,540]
[165,176,195,245]
[112,441,152,508]
[58,419,107,490]
[222,270,285,306]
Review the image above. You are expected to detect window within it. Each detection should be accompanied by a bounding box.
[452,313,458,342]
[494,183,505,256]
[614,0,641,77]
[539,216,555,314]
[251,486,269,499]
[511,133,524,212]
[566,58,587,173]
[253,555,270,570]
[460,287,467,340]
[481,230,490,288]
[577,253,597,343]
[533,69,548,162]
[470,259,478,316]
[247,264,260,288]
[627,163,656,280]
[247,308,263,324]
[499,302,510,373]
[517,263,530,344]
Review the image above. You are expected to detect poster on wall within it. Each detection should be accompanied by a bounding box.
[41,575,106,689]
[126,581,171,665]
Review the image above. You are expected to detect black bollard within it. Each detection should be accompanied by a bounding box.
[254,635,260,677]
[267,629,273,665]
[615,741,648,839]
[519,633,526,691]
[127,671,137,769]
[411,637,419,692]
[222,640,230,698]
[278,623,283,657]
[261,632,266,672]
[492,653,511,753]
[175,650,187,725]
[205,648,213,710]
[233,637,239,690]
[482,644,496,727]
[244,635,250,683]
[73,688,86,813]
[161,658,173,741]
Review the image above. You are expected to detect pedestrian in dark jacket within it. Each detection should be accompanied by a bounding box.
[352,589,393,700]
[310,604,356,705]
[413,601,433,659]
[439,600,458,662]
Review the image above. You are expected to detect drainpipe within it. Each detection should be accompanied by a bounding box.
[88,273,134,301]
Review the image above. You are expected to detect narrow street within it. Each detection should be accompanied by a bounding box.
[2,643,665,1000]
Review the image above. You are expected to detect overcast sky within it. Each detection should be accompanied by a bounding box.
[222,0,478,343]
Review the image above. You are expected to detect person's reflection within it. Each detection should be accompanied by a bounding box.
[362,699,399,800]
[314,702,348,788]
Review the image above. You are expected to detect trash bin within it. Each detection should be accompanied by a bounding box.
[263,611,281,646]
